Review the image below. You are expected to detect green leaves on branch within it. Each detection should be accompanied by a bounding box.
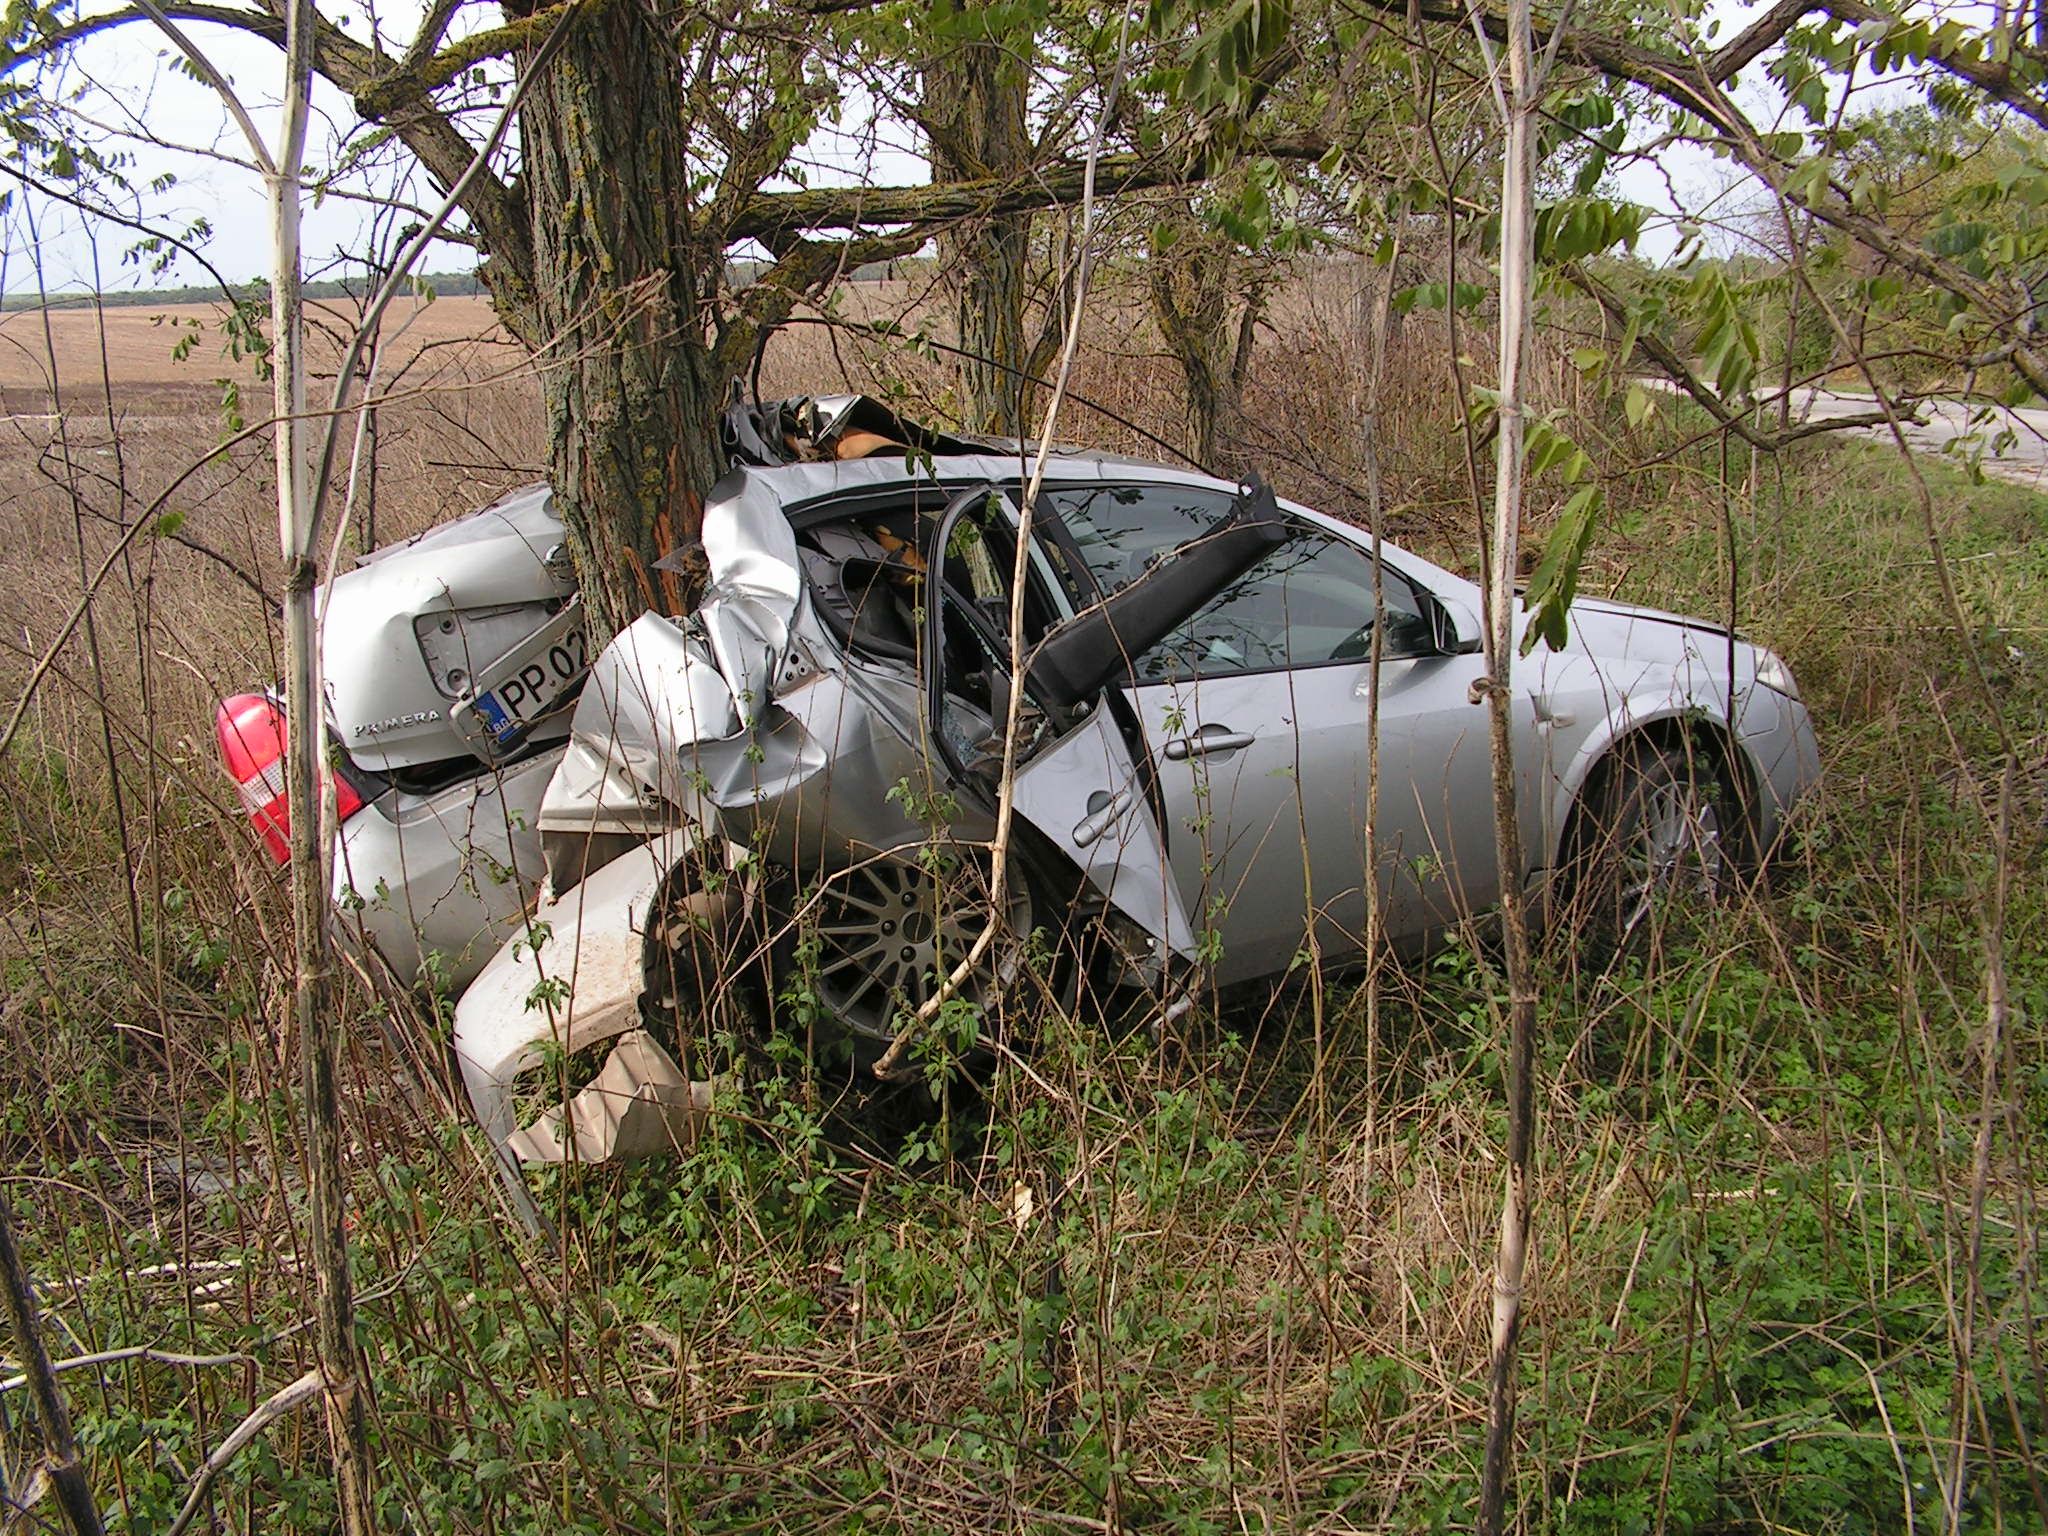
[1392,198,1645,321]
[1145,0,1292,116]
[1533,197,1646,265]
[1203,157,1310,251]
[1689,270,1761,401]
[1517,414,1604,656]
[1474,195,1648,267]
[1392,280,1484,315]
[1469,390,1605,656]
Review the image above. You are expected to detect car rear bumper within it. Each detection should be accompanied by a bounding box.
[328,746,563,991]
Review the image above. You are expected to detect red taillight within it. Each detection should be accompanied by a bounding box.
[215,693,365,866]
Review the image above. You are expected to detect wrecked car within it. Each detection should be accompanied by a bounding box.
[421,395,1820,1169]
[216,484,585,990]
[440,397,1818,1163]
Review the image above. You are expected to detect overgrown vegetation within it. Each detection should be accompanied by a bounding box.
[5,0,2048,1521]
[0,272,2040,1528]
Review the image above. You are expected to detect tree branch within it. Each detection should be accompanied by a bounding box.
[1819,0,2048,131]
[163,1371,323,1536]
[1567,266,1900,451]
[1710,0,1816,82]
[9,0,531,283]
[353,0,577,118]
[727,133,1330,241]
[711,228,928,377]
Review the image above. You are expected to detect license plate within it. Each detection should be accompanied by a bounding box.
[471,626,588,744]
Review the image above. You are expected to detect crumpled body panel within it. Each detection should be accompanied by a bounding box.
[455,833,727,1168]
[456,457,1197,1168]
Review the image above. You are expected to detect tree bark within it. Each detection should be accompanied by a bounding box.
[0,1192,104,1536]
[1147,211,1265,474]
[925,22,1036,435]
[1477,4,1540,1529]
[498,0,723,636]
[271,1,377,1529]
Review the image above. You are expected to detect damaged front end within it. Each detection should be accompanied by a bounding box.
[452,403,1285,1167]
[455,833,727,1165]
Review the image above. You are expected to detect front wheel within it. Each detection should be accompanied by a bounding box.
[769,847,1074,1091]
[1569,741,1748,954]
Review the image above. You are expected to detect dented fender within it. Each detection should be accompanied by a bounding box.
[452,833,725,1164]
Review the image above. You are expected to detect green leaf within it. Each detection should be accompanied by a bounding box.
[1625,383,1655,428]
[1391,280,1484,315]
[1783,156,1831,205]
[1519,484,1604,656]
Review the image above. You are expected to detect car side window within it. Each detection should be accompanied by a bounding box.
[1043,482,1436,682]
[1041,482,1237,599]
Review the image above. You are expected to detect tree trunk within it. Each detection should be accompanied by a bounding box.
[497,0,722,637]
[925,26,1035,435]
[0,1191,104,1536]
[1148,214,1264,474]
[272,2,377,1528]
[1477,6,1540,1530]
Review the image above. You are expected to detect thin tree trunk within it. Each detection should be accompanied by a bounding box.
[272,0,375,1526]
[1477,1,1540,1528]
[0,1192,104,1536]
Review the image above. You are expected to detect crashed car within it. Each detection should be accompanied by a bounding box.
[447,395,1822,1168]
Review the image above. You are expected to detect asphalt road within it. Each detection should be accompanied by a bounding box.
[1764,387,2048,491]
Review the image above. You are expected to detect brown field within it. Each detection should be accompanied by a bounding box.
[0,292,511,397]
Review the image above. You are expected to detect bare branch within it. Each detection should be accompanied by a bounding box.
[163,1371,324,1536]
[728,133,1330,242]
[1711,0,1816,82]
[130,0,277,175]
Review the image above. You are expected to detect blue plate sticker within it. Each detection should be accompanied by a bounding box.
[473,690,519,743]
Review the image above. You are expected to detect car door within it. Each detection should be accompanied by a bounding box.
[1040,480,1498,985]
[917,484,1200,969]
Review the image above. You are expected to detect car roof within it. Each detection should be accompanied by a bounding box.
[719,448,1244,508]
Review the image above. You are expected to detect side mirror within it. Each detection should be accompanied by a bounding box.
[1431,594,1485,656]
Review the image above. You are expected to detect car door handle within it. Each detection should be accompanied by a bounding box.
[1072,785,1137,847]
[1163,725,1255,760]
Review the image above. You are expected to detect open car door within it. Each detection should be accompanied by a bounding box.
[920,484,1200,978]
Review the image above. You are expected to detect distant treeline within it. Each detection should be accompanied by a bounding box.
[3,257,922,310]
[0,271,490,310]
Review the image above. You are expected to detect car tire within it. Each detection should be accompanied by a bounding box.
[639,860,776,1083]
[1569,738,1748,956]
[765,847,1075,1093]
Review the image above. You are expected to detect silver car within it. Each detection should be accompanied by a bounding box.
[449,398,1821,1167]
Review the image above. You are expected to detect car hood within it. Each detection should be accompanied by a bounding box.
[1550,595,1741,667]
